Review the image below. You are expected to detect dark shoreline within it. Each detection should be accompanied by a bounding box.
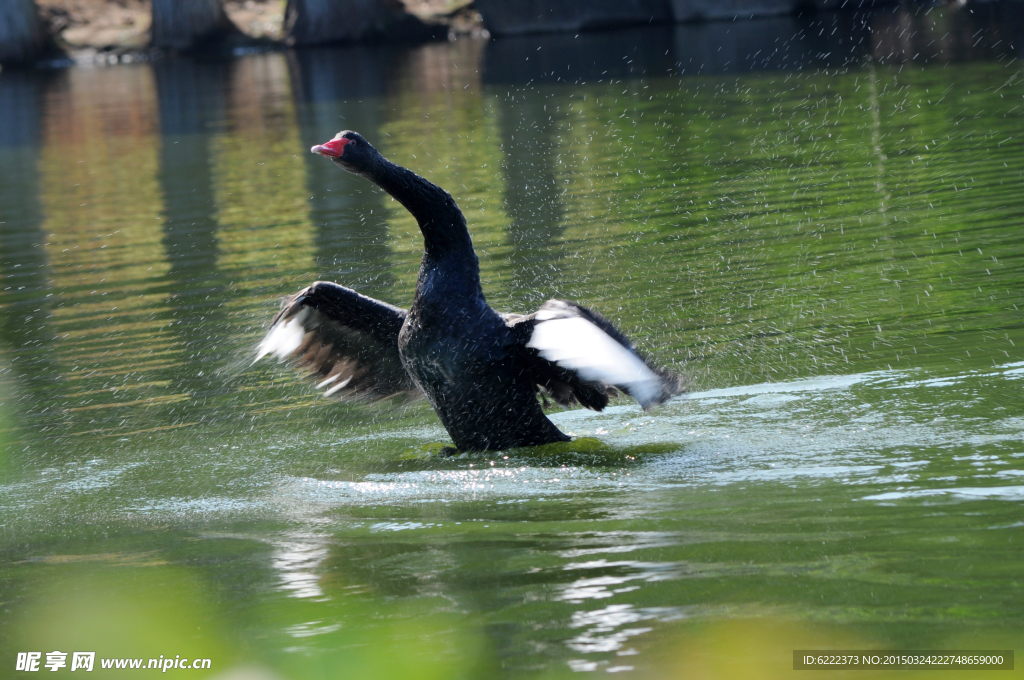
[2,0,1020,70]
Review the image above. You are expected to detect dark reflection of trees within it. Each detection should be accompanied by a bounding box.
[154,57,231,393]
[0,69,64,446]
[670,6,1022,75]
[672,13,872,74]
[869,3,1024,64]
[483,25,674,86]
[287,46,405,299]
[497,91,567,303]
[482,8,1022,85]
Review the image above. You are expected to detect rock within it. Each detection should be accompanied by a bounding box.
[475,0,673,37]
[284,0,444,46]
[223,0,285,40]
[151,0,240,50]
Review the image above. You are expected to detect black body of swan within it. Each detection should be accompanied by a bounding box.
[255,131,683,451]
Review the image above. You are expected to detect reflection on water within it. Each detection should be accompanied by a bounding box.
[498,87,568,300]
[157,58,231,400]
[271,531,331,600]
[1,5,1023,678]
[483,5,1024,86]
[0,70,61,436]
[289,47,398,292]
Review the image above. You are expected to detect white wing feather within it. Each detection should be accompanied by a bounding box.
[254,309,308,363]
[526,315,665,408]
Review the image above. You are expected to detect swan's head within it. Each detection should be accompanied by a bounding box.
[311,130,376,173]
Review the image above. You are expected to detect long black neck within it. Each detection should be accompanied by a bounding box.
[365,156,479,275]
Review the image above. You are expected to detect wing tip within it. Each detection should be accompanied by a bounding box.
[254,309,309,364]
[529,299,689,411]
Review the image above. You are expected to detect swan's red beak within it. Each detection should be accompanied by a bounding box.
[311,137,350,158]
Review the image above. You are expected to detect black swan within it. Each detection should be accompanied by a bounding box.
[255,131,683,451]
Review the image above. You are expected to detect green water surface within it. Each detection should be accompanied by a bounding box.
[1,8,1023,679]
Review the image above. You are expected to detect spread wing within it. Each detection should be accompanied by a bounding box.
[509,299,684,411]
[254,281,420,400]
